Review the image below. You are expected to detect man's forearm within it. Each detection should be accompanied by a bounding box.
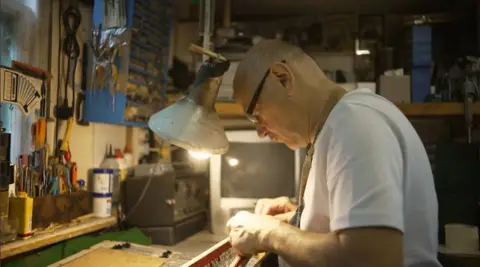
[267,223,346,267]
[265,223,403,267]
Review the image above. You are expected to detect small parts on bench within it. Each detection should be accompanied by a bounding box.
[111,242,131,250]
[161,250,172,258]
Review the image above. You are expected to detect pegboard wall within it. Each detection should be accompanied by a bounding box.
[84,0,173,128]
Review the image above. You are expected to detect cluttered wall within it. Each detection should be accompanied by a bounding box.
[48,0,133,182]
[0,0,147,183]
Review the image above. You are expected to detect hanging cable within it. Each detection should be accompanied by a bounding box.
[58,6,81,120]
[54,1,63,146]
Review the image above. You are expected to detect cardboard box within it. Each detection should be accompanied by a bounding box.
[32,191,92,229]
[378,75,411,104]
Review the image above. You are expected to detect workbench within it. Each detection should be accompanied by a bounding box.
[46,231,257,267]
[0,215,116,260]
[154,231,228,266]
[160,233,480,267]
[438,246,480,267]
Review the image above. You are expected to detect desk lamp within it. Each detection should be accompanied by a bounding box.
[148,44,231,157]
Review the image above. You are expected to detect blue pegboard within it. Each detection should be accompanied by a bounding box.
[412,25,432,67]
[410,25,432,102]
[412,25,432,44]
[84,89,144,126]
[93,0,135,28]
[412,43,432,67]
[411,67,431,103]
[85,0,173,128]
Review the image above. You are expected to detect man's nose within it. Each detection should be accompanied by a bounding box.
[256,125,268,138]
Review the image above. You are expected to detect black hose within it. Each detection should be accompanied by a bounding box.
[62,6,81,111]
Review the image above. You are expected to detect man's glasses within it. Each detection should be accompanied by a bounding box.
[245,60,285,124]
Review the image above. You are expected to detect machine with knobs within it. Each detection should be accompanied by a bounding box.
[124,163,209,245]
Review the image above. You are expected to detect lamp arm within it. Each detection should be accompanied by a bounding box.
[189,60,231,109]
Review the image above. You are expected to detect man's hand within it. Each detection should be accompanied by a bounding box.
[273,211,296,223]
[226,211,280,256]
[255,197,297,216]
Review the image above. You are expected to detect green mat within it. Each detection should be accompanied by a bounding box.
[3,228,151,267]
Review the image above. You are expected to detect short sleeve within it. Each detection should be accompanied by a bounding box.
[326,104,404,233]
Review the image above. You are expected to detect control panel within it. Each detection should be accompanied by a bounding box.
[174,177,207,221]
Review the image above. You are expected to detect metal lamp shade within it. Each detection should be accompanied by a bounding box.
[148,71,229,154]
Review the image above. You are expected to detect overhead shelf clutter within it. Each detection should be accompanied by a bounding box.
[215,101,480,118]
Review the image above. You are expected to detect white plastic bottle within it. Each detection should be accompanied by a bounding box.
[123,146,134,169]
[114,149,127,182]
[100,145,120,170]
[100,145,121,212]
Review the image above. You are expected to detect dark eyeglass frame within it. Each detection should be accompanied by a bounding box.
[245,60,286,123]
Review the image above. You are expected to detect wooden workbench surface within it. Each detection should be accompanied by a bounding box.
[0,215,116,259]
[152,231,226,266]
[153,231,260,266]
[47,233,258,267]
[49,241,169,267]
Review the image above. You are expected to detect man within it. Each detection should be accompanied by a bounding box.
[226,39,441,267]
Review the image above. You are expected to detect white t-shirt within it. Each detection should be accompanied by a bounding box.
[297,88,441,267]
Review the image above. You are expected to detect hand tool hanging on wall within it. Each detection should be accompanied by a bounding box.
[55,6,81,120]
[89,4,128,105]
[10,61,52,120]
[76,42,90,126]
[60,117,74,153]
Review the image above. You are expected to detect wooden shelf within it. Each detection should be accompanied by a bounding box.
[216,102,480,118]
[0,215,116,259]
[215,102,245,118]
[397,102,480,116]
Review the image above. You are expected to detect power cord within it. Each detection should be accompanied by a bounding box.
[56,6,81,120]
[98,174,153,233]
[123,174,153,221]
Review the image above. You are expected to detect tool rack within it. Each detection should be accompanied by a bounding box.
[84,0,173,128]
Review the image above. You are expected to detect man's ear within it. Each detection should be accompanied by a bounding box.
[270,62,294,96]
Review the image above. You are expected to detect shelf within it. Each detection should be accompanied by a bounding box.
[123,121,148,128]
[128,78,148,87]
[128,65,161,80]
[215,102,245,118]
[126,99,145,106]
[215,102,480,118]
[0,215,116,259]
[397,102,480,116]
[130,53,151,64]
[131,40,160,53]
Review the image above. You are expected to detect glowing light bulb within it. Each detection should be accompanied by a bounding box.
[188,151,212,160]
[227,158,239,167]
[356,50,371,55]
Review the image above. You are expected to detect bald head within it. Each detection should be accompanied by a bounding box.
[233,39,307,100]
[231,39,339,149]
